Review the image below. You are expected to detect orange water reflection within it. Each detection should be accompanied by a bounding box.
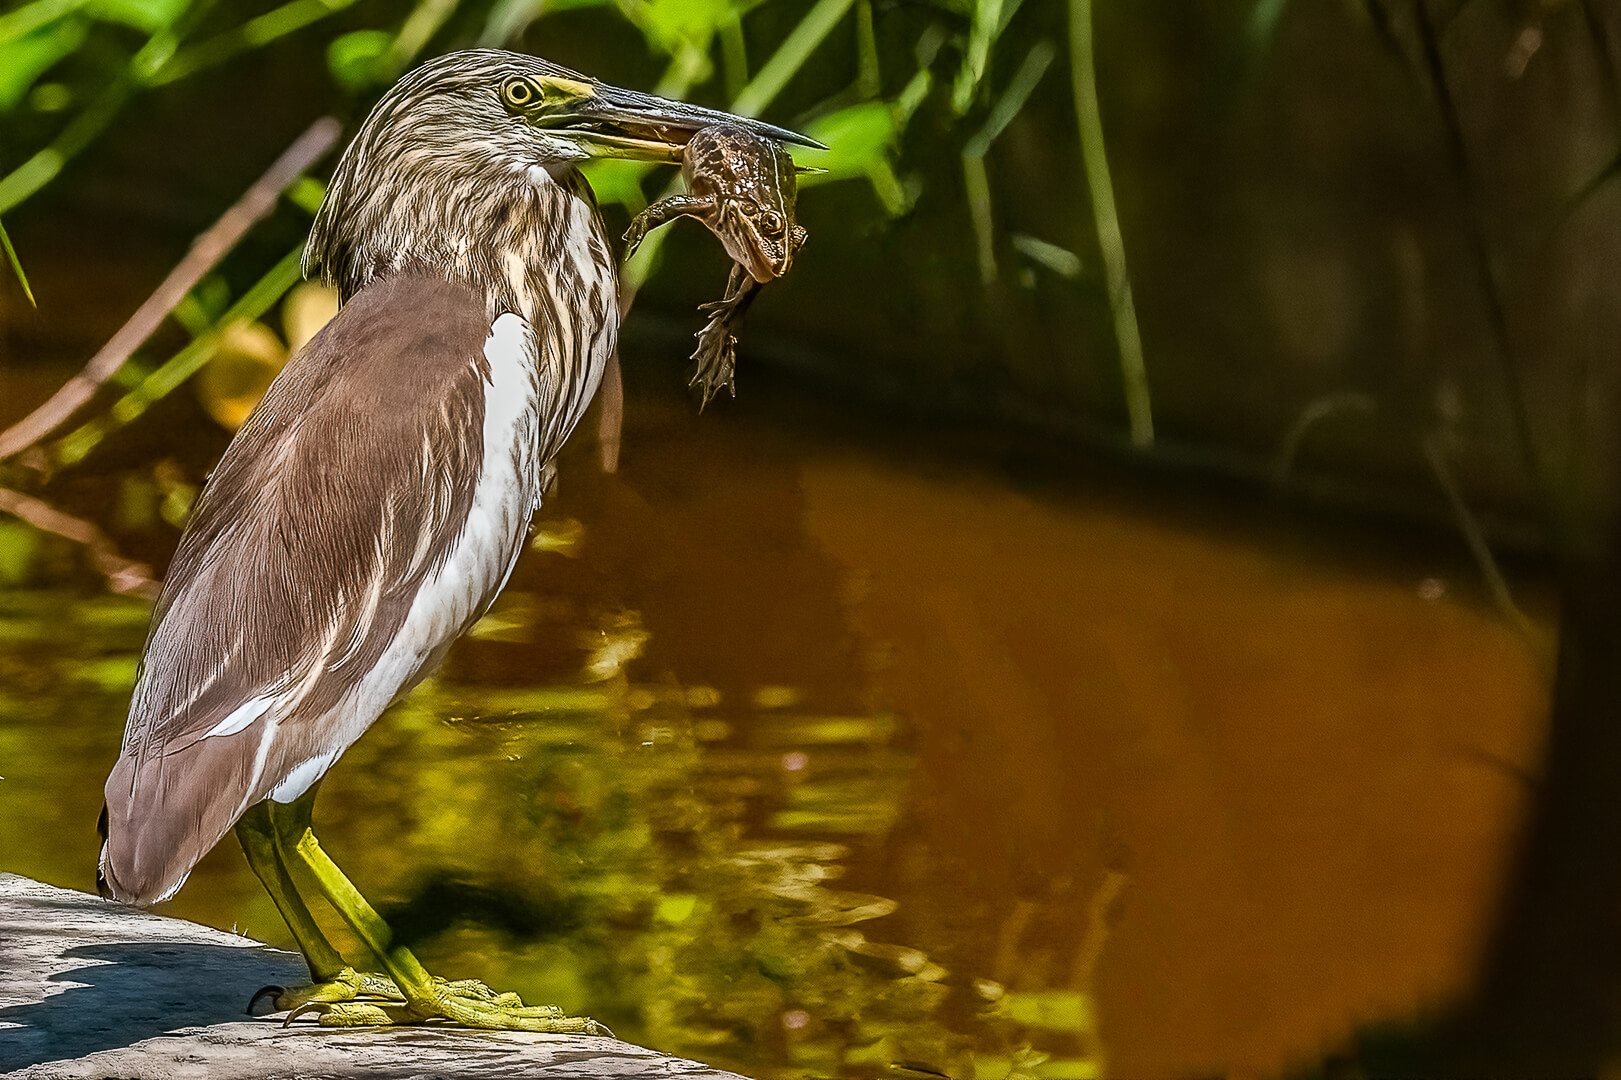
[0,393,1548,1077]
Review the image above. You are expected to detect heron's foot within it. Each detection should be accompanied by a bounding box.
[248,967,391,1015]
[251,969,540,1018]
[689,307,738,409]
[287,982,612,1034]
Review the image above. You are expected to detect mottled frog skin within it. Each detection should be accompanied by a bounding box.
[624,124,809,406]
[624,124,807,282]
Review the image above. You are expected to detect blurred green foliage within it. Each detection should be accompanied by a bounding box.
[0,0,1132,462]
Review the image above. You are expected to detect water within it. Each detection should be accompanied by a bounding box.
[0,393,1548,1077]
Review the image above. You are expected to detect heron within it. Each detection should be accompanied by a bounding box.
[96,48,816,1030]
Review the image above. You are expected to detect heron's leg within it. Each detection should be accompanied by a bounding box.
[236,801,347,978]
[279,820,607,1033]
[237,795,395,1014]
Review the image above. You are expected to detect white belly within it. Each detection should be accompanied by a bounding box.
[268,313,544,802]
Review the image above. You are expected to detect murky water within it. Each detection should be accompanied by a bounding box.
[0,393,1549,1078]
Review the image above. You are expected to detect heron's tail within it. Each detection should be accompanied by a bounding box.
[98,746,250,906]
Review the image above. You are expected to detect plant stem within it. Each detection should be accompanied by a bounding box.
[731,0,854,118]
[53,246,306,467]
[0,118,340,462]
[962,155,996,284]
[1069,0,1153,447]
[0,220,35,307]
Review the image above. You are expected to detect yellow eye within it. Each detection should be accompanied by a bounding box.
[501,77,537,110]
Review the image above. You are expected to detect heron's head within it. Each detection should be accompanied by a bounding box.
[307,49,817,300]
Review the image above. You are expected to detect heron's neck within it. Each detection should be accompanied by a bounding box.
[308,163,617,329]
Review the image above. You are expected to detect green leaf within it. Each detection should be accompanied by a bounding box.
[580,158,655,211]
[0,218,36,306]
[640,0,731,51]
[87,0,190,33]
[0,16,87,110]
[326,29,391,92]
[794,101,896,183]
[0,0,91,48]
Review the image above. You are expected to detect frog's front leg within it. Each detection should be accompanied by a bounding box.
[690,263,763,409]
[623,195,715,258]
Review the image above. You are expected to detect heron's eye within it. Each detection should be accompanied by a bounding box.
[501,77,538,110]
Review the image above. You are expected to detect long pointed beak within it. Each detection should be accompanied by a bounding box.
[537,83,825,162]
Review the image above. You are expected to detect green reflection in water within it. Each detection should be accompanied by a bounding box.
[0,587,1104,1080]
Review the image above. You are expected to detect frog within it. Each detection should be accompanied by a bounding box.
[624,122,808,407]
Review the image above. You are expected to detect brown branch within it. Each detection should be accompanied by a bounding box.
[0,115,342,463]
[0,486,158,598]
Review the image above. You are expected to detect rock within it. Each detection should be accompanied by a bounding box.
[0,875,744,1080]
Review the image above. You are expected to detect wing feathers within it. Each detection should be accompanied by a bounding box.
[101,272,492,904]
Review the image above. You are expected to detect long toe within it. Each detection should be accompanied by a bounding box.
[436,992,607,1034]
[291,1000,420,1027]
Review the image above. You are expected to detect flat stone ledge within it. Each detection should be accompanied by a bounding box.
[0,875,745,1080]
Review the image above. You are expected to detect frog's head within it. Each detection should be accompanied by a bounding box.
[715,145,806,283]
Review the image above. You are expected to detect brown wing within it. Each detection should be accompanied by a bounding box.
[100,272,492,905]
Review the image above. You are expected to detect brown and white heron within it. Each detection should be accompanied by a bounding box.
[96,49,815,1030]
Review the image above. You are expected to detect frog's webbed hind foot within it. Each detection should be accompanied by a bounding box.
[688,308,738,411]
[688,268,764,410]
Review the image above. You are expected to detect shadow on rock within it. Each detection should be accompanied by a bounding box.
[0,940,302,1072]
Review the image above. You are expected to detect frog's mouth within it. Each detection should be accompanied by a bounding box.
[717,203,796,284]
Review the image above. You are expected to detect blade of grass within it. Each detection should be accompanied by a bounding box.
[0,0,203,213]
[854,0,878,98]
[953,0,1005,113]
[731,0,854,117]
[962,155,996,283]
[0,220,36,307]
[53,245,305,467]
[0,118,338,462]
[958,42,1055,285]
[146,0,367,86]
[378,0,461,79]
[963,39,1055,158]
[720,9,749,101]
[1070,0,1152,447]
[0,0,92,47]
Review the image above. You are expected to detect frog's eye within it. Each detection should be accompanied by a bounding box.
[760,210,784,233]
[740,203,760,218]
[500,77,539,110]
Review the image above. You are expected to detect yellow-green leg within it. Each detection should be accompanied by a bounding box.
[239,789,607,1033]
[237,793,401,1014]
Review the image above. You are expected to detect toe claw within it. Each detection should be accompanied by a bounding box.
[247,984,285,1017]
[284,1001,322,1027]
